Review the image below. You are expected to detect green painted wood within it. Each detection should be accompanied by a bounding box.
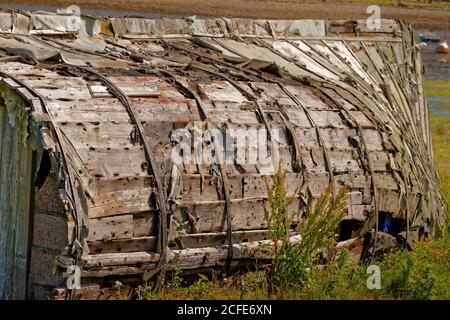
[0,103,33,299]
[0,104,14,298]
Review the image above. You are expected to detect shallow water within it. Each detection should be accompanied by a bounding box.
[416,29,450,81]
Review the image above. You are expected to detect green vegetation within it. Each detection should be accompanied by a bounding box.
[426,80,450,212]
[124,79,449,300]
[263,170,347,298]
[424,80,450,97]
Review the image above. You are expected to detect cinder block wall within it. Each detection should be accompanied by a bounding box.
[27,174,67,300]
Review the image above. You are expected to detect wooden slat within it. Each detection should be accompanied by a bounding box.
[131,99,200,122]
[88,189,156,218]
[46,99,125,112]
[175,229,271,249]
[58,121,134,147]
[77,146,148,179]
[51,110,128,123]
[295,127,357,148]
[133,212,157,237]
[82,251,160,268]
[86,215,133,242]
[300,147,361,172]
[198,80,247,103]
[88,236,157,254]
[95,176,152,193]
[174,197,301,233]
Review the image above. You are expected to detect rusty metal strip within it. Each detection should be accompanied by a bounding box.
[75,66,170,259]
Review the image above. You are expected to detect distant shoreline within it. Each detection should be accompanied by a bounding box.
[2,0,450,30]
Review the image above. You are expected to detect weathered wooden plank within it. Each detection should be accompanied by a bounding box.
[252,82,294,105]
[334,237,364,262]
[77,146,148,179]
[286,85,334,110]
[89,77,160,98]
[54,284,133,300]
[309,110,347,128]
[346,204,370,221]
[86,215,133,242]
[51,110,128,123]
[300,147,361,172]
[82,251,160,268]
[17,77,87,88]
[172,235,302,270]
[368,151,390,171]
[175,230,271,249]
[242,173,303,198]
[198,80,247,103]
[12,140,33,299]
[295,127,357,149]
[349,111,376,129]
[378,189,402,215]
[178,174,301,202]
[205,109,259,124]
[0,109,20,299]
[34,86,91,100]
[88,236,157,254]
[58,121,134,147]
[133,212,157,237]
[88,188,156,218]
[95,176,152,193]
[284,106,311,128]
[82,234,302,269]
[306,171,330,196]
[80,265,156,278]
[1,77,21,88]
[179,174,221,202]
[174,197,301,233]
[46,99,125,112]
[131,99,200,122]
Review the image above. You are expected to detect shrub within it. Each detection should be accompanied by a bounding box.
[263,168,348,297]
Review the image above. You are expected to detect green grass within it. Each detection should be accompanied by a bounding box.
[426,79,450,210]
[424,80,450,97]
[430,114,450,211]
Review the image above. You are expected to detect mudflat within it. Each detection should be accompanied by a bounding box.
[4,0,450,29]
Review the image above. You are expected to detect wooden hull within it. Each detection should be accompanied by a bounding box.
[0,11,446,299]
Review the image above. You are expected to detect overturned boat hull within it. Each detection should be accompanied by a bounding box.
[0,10,446,299]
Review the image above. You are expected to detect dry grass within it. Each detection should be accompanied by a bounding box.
[4,0,450,29]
